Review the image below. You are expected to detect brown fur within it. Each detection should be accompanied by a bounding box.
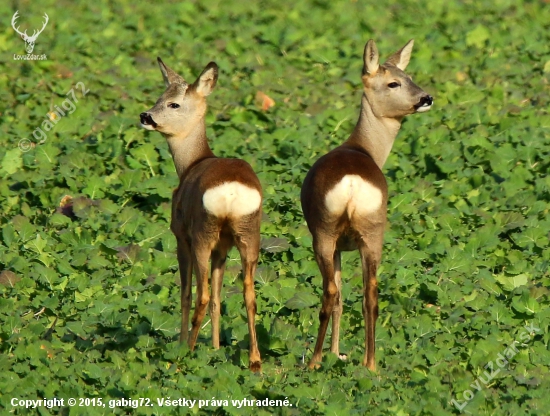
[301,39,433,371]
[140,58,262,372]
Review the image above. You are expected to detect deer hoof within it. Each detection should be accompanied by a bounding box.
[249,361,262,373]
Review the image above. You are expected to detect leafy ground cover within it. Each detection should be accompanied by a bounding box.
[1,0,549,414]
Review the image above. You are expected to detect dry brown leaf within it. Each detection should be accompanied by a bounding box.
[59,195,73,207]
[0,270,20,287]
[426,304,441,313]
[256,91,275,111]
[54,64,73,79]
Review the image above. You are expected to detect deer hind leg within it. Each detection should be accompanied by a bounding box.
[210,247,228,349]
[330,250,342,356]
[234,221,262,372]
[188,245,211,350]
[309,235,338,369]
[358,232,383,371]
[177,237,193,343]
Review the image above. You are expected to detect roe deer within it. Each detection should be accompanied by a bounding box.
[301,39,433,370]
[140,58,262,371]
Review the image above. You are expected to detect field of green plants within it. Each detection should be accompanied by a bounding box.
[1,0,549,414]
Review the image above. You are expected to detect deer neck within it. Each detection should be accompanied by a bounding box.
[345,94,402,169]
[165,118,214,178]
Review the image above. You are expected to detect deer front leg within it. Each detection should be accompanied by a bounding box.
[210,248,227,349]
[309,236,337,369]
[177,238,193,343]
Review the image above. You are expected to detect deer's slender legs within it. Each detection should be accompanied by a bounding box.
[177,238,193,343]
[330,250,342,356]
[188,246,211,350]
[234,220,262,372]
[210,248,227,349]
[309,235,338,369]
[300,39,432,373]
[358,233,383,371]
[141,58,264,372]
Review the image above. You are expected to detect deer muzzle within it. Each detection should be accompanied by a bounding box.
[414,95,433,113]
[140,112,158,130]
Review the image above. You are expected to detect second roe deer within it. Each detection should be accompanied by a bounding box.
[140,58,262,371]
[301,39,433,370]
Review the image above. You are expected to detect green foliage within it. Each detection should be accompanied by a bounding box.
[1,0,549,414]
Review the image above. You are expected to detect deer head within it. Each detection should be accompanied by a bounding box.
[12,11,49,54]
[361,39,433,119]
[140,58,218,138]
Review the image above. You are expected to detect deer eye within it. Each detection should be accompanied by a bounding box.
[388,82,400,89]
[168,103,180,109]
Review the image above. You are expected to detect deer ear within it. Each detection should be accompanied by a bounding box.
[195,62,218,97]
[385,39,414,71]
[363,40,380,75]
[157,57,185,87]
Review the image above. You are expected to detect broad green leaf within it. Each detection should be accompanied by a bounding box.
[495,273,529,291]
[1,149,23,175]
[285,290,318,310]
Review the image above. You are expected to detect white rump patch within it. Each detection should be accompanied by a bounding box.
[203,182,261,218]
[325,175,383,217]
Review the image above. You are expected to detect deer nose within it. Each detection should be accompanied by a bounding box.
[140,112,158,129]
[419,95,433,107]
[414,95,433,112]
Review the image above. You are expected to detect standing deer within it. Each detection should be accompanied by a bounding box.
[11,11,49,54]
[140,58,262,371]
[301,39,433,371]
